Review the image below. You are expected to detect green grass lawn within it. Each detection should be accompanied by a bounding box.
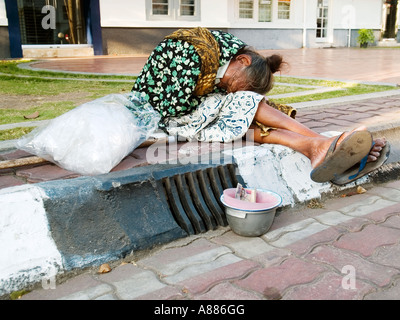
[0,60,397,141]
[271,76,395,104]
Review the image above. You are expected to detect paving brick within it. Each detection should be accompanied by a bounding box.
[97,262,145,282]
[337,112,377,122]
[283,272,374,300]
[111,155,148,172]
[285,226,343,256]
[137,238,229,276]
[59,283,114,300]
[316,125,341,132]
[265,220,330,250]
[304,112,332,121]
[129,147,148,161]
[0,175,25,189]
[364,278,400,300]
[331,216,371,233]
[234,257,326,296]
[0,149,31,161]
[16,164,80,183]
[20,273,105,300]
[381,214,400,229]
[364,203,400,224]
[270,207,313,230]
[193,282,262,300]
[380,179,400,190]
[313,210,354,226]
[334,104,360,111]
[351,105,383,113]
[297,120,324,129]
[306,245,398,287]
[179,259,259,295]
[163,253,242,285]
[210,231,276,259]
[322,109,355,115]
[369,241,400,269]
[135,286,185,300]
[335,196,396,218]
[98,264,167,300]
[320,193,374,212]
[333,224,400,257]
[367,186,400,203]
[262,218,316,243]
[319,118,356,127]
[211,231,290,267]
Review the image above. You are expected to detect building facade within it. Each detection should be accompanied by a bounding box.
[0,0,399,58]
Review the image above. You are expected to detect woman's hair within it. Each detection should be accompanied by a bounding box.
[235,47,286,94]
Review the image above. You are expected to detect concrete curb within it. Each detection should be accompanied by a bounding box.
[0,160,242,295]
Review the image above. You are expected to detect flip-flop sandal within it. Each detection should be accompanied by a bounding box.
[310,130,373,183]
[330,141,390,185]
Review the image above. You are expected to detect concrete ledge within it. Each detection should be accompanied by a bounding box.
[0,144,397,296]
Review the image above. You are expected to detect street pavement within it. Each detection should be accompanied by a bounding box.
[5,47,400,301]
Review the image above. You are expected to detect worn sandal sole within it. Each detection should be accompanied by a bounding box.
[330,142,390,185]
[310,130,373,183]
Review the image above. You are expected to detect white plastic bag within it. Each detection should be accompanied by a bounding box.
[16,93,160,176]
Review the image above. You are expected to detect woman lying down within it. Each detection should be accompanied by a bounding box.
[17,27,389,184]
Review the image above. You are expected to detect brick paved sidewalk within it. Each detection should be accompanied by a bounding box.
[20,179,400,300]
[297,94,400,134]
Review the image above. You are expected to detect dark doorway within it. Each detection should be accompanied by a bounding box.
[17,0,87,45]
[383,0,398,38]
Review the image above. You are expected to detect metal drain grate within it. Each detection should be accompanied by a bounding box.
[162,164,244,235]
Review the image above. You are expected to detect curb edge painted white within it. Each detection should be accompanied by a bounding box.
[225,144,365,206]
[0,185,63,295]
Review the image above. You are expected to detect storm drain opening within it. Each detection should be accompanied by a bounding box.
[162,164,245,235]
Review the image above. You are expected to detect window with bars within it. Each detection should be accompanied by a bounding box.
[147,0,199,20]
[277,0,290,19]
[180,0,195,16]
[316,0,328,38]
[239,0,253,19]
[258,0,272,22]
[152,0,169,15]
[17,0,86,45]
[238,0,277,23]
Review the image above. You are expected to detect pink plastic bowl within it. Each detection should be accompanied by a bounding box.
[222,188,282,211]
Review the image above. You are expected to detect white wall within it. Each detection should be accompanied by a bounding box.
[99,0,231,28]
[99,0,147,27]
[230,0,308,29]
[332,0,383,30]
[0,0,8,26]
[99,0,385,30]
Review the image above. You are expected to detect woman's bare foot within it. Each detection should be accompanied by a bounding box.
[368,137,386,162]
[342,127,386,163]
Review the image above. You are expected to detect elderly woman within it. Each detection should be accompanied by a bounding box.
[129,27,388,184]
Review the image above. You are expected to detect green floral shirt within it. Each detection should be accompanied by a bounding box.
[132,30,246,118]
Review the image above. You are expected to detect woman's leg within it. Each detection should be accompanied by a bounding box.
[250,100,386,166]
[246,124,334,168]
[254,99,321,138]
